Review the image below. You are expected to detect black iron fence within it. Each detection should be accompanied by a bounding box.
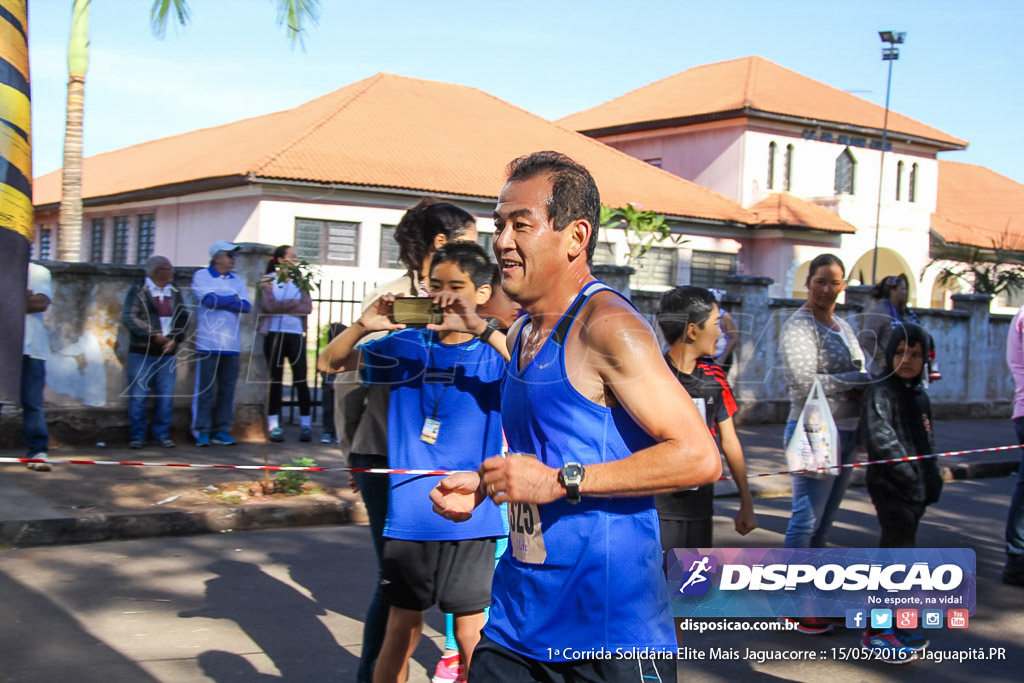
[281,279,375,425]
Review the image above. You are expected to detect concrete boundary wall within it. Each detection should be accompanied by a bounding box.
[630,274,1013,423]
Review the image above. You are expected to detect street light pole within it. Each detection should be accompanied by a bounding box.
[871,30,906,285]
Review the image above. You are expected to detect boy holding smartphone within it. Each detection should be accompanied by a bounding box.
[318,242,507,683]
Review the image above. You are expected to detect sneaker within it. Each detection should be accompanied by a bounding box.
[320,432,335,444]
[269,427,284,443]
[779,616,834,635]
[893,628,929,652]
[300,426,312,442]
[160,438,176,448]
[26,452,52,472]
[212,433,237,446]
[861,629,919,664]
[432,653,463,683]
[1003,561,1024,586]
[129,440,145,449]
[196,433,211,447]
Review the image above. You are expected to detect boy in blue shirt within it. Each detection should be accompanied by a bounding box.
[319,242,507,683]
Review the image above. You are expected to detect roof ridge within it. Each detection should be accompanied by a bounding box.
[743,56,758,108]
[251,73,387,175]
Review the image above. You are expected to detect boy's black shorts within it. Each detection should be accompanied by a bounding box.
[380,537,498,613]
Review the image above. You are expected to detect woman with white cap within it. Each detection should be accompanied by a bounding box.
[190,240,250,446]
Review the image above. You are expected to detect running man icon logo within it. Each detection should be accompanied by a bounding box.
[678,554,718,596]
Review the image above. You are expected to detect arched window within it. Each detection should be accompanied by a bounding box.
[767,141,777,190]
[909,163,918,202]
[896,160,904,200]
[783,144,794,191]
[834,148,856,195]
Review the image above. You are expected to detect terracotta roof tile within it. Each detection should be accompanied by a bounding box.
[932,161,1024,249]
[33,73,751,225]
[748,193,855,234]
[558,56,967,149]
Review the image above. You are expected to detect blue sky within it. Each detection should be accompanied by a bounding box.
[27,0,1024,182]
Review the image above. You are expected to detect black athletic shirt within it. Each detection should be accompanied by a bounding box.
[655,358,738,521]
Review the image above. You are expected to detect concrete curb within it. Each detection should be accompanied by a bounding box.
[0,500,355,549]
[0,458,1017,549]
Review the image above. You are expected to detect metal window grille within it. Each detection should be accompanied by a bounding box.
[783,144,794,191]
[294,218,360,266]
[690,251,737,290]
[39,227,51,260]
[591,241,617,266]
[90,218,105,262]
[632,247,676,289]
[112,217,130,264]
[136,214,155,263]
[378,224,402,269]
[834,148,856,195]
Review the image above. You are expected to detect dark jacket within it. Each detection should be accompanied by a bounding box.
[861,325,943,506]
[122,280,190,356]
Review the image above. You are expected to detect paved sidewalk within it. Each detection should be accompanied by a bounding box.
[0,420,1020,547]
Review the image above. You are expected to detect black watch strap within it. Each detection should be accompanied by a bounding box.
[478,318,500,344]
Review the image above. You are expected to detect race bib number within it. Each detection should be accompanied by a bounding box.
[508,501,546,564]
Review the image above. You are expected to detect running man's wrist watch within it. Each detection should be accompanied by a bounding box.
[559,462,585,504]
[478,318,500,344]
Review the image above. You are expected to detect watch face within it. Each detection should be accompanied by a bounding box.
[564,464,583,480]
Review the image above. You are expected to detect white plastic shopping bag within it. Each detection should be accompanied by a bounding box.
[785,377,838,478]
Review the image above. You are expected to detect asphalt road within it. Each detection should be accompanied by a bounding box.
[0,475,1020,682]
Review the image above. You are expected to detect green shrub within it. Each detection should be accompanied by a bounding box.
[276,457,317,495]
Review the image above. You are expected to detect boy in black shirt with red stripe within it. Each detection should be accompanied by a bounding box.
[656,286,757,550]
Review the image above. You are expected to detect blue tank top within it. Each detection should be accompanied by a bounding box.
[482,282,676,661]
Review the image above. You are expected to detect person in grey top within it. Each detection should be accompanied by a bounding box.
[780,253,870,549]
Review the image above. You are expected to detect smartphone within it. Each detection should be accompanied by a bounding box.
[391,297,442,327]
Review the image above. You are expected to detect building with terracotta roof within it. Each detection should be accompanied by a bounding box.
[32,72,765,296]
[559,55,1024,305]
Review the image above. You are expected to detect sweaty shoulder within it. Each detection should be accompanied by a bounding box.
[576,289,653,352]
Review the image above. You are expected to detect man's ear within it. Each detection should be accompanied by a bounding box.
[475,283,493,307]
[685,322,700,343]
[566,219,592,261]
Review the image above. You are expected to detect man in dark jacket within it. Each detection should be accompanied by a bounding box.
[861,323,943,548]
[122,255,190,448]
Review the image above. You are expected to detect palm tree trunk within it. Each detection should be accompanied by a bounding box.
[58,0,90,262]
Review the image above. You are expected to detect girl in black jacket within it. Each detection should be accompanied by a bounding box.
[861,323,944,547]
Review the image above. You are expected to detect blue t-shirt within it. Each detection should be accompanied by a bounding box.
[360,328,506,541]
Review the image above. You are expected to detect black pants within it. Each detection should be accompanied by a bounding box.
[659,517,713,553]
[264,332,310,416]
[872,496,926,548]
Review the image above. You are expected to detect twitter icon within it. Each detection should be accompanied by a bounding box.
[870,609,893,629]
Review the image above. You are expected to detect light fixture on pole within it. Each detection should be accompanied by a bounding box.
[871,30,906,285]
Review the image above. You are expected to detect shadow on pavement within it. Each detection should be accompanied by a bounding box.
[0,571,160,683]
[180,559,358,680]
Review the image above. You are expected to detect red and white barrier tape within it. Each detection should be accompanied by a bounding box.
[730,443,1023,481]
[1,443,1020,479]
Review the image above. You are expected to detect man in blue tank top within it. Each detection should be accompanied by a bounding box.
[430,151,722,683]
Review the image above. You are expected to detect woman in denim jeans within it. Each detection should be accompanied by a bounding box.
[780,254,870,549]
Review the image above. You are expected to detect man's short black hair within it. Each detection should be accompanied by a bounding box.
[505,151,600,261]
[430,242,493,289]
[657,286,717,344]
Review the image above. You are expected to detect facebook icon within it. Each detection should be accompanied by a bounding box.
[845,609,866,629]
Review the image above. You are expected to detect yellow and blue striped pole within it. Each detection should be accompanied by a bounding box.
[0,0,31,403]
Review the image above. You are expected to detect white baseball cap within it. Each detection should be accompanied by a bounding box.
[209,241,240,258]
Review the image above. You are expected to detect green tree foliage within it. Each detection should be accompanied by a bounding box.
[599,203,686,266]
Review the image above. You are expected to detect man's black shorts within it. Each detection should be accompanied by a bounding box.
[469,634,677,683]
[380,537,497,613]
